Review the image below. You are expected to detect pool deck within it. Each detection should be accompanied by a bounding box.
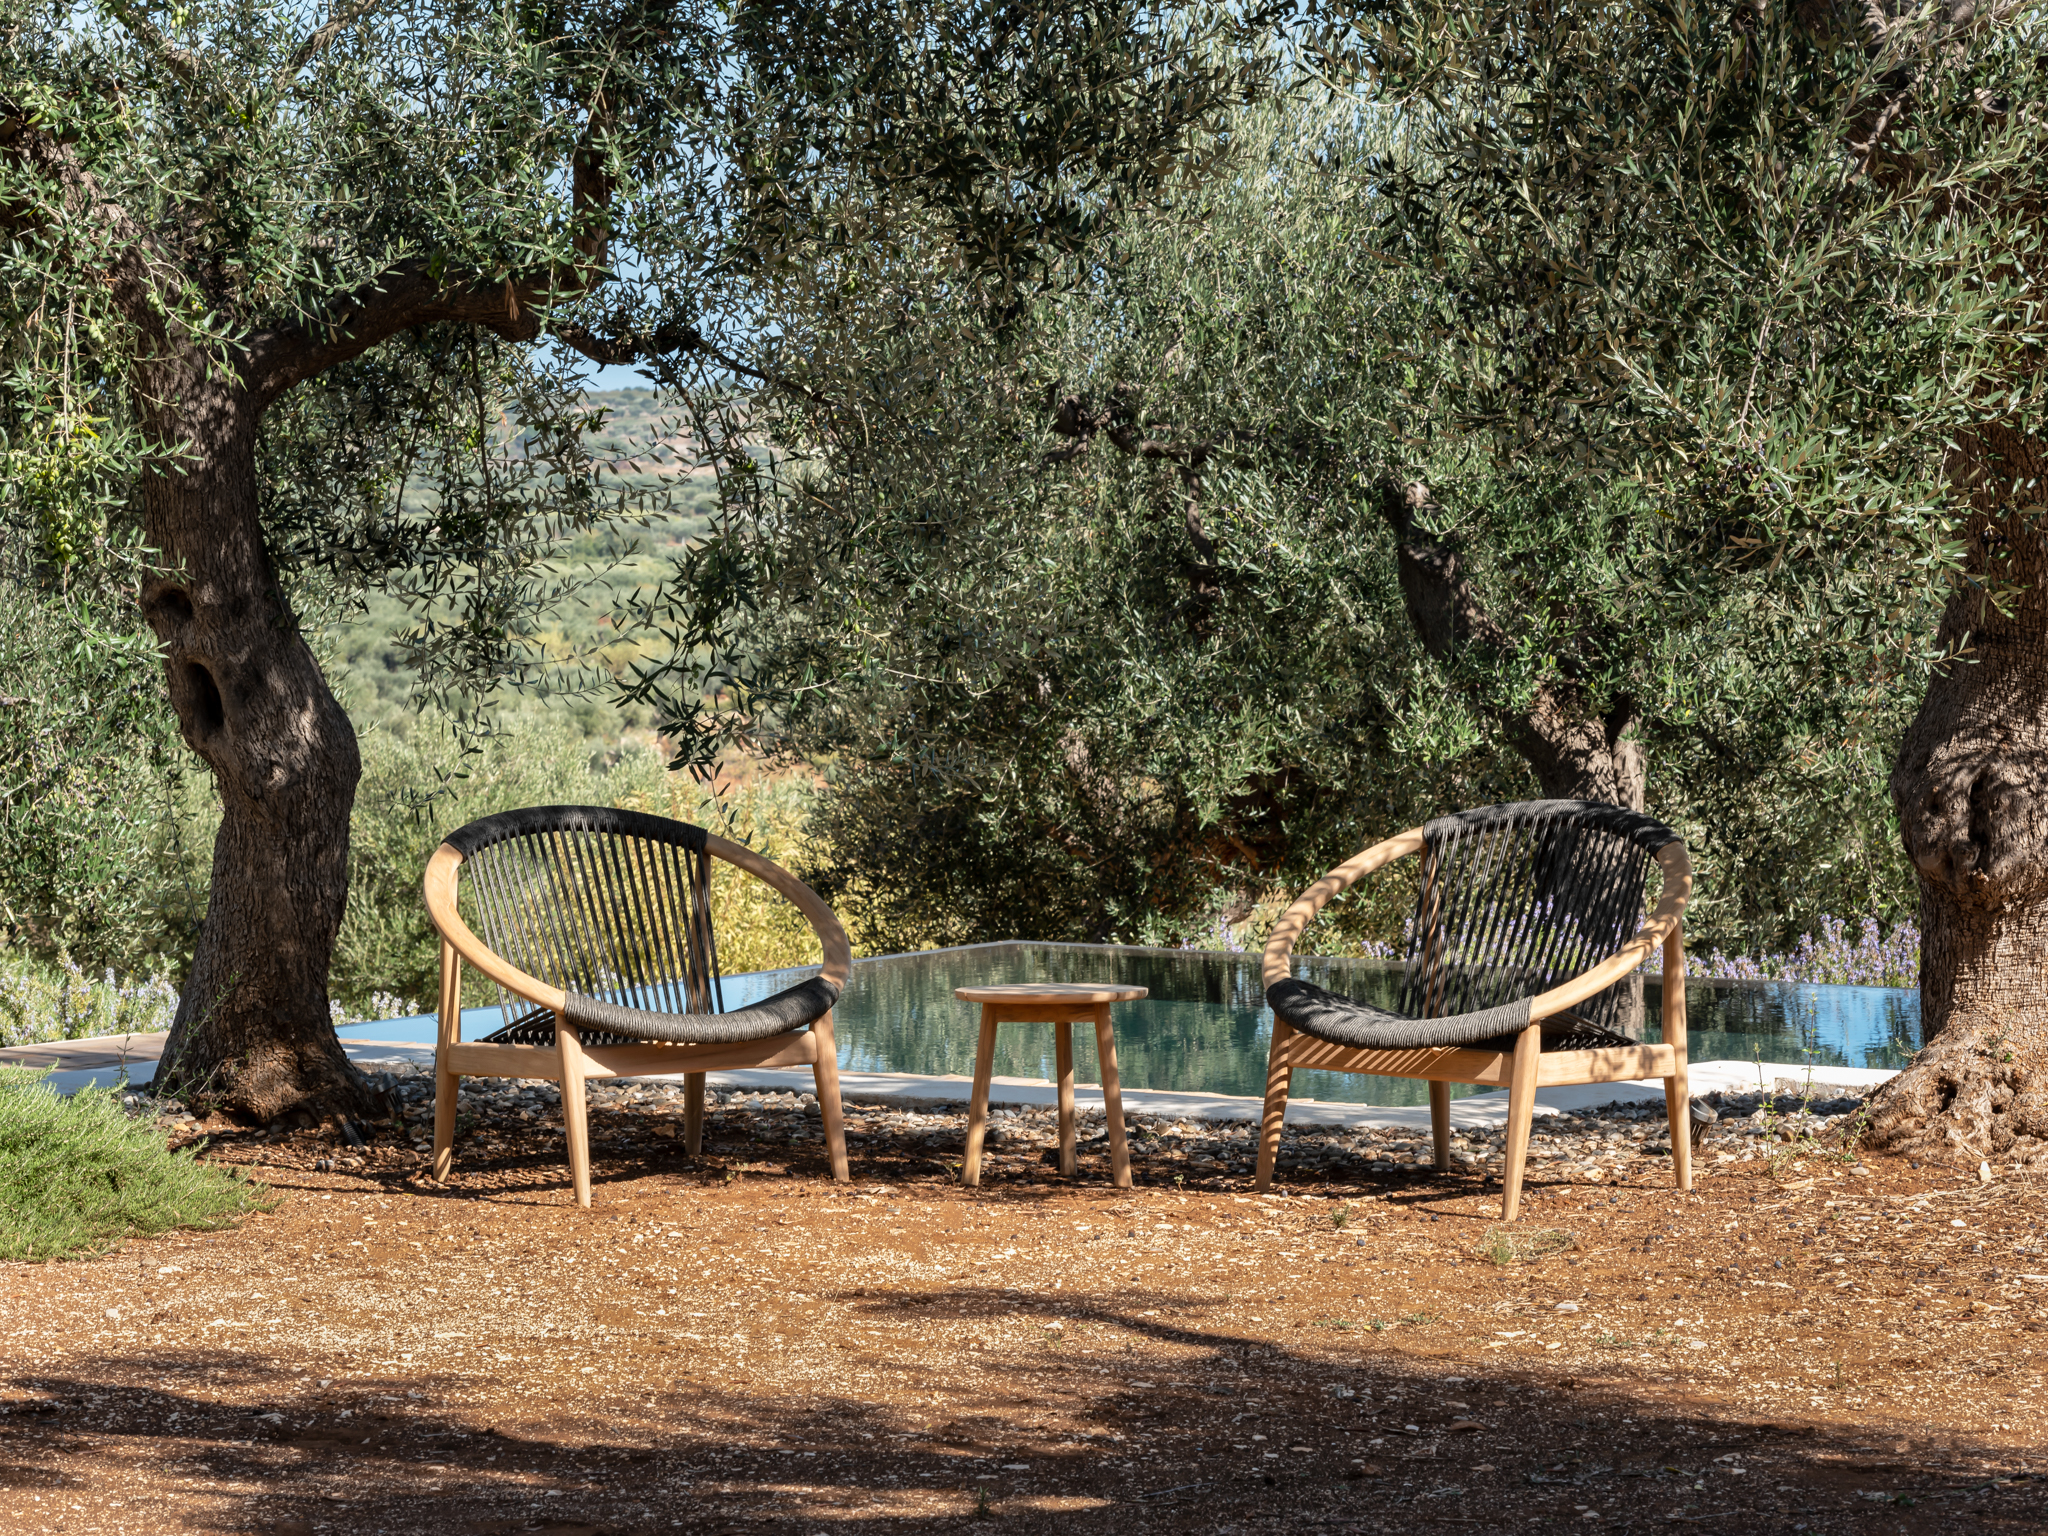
[1,1029,1898,1129]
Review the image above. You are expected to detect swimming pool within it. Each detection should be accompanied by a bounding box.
[336,940,1921,1107]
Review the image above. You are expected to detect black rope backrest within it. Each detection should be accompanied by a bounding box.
[1399,800,1680,1033]
[444,805,726,1030]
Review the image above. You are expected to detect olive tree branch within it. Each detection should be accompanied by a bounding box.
[0,103,185,353]
[269,0,391,96]
[99,0,212,89]
[554,320,829,403]
[249,95,633,396]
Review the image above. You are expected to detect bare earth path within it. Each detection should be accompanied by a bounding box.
[1,1087,2043,1535]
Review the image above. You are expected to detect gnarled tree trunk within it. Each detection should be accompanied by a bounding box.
[1380,480,1646,809]
[1875,427,2048,1164]
[139,363,380,1125]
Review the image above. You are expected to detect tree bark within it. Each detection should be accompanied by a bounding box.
[137,363,379,1125]
[1875,426,2048,1164]
[1379,480,1645,809]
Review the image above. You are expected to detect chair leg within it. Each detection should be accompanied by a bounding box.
[555,1012,593,1209]
[431,1063,461,1184]
[1093,1004,1130,1190]
[1662,925,1693,1193]
[684,1072,705,1158]
[1256,1020,1293,1192]
[1501,1022,1542,1221]
[431,938,461,1183]
[962,1004,1000,1188]
[1664,1071,1693,1192]
[1429,1079,1452,1172]
[810,1011,850,1183]
[1055,1019,1077,1177]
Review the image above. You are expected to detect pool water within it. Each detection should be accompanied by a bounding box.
[337,941,1922,1108]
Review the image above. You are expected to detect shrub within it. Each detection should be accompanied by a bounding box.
[0,950,180,1048]
[1693,915,1919,989]
[0,565,203,976]
[0,1068,271,1261]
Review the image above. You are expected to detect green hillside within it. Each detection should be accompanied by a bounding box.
[318,389,716,743]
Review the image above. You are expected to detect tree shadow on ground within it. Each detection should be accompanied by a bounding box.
[5,1295,2035,1535]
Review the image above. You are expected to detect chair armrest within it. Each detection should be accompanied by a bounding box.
[1261,828,1427,990]
[704,832,854,993]
[1528,840,1692,1021]
[422,843,569,1016]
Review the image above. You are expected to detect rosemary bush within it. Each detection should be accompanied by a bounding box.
[0,1068,269,1261]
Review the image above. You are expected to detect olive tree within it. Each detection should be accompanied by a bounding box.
[0,0,1265,1121]
[628,100,1918,956]
[1348,0,2048,1159]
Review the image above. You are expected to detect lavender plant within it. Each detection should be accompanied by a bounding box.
[1694,915,1920,990]
[0,952,180,1047]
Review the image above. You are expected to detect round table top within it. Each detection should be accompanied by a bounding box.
[954,982,1148,1004]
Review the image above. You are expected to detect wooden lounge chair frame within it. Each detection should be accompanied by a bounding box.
[1257,801,1692,1219]
[422,806,852,1206]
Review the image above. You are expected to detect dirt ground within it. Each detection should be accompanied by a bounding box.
[1,1080,2044,1536]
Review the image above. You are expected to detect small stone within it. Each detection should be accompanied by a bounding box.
[1979,1161,1994,1184]
[1555,1301,1579,1313]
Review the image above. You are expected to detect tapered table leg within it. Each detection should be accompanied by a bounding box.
[1055,1020,1077,1176]
[962,1004,1000,1188]
[1094,1004,1131,1189]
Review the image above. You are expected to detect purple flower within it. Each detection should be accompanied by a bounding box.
[1683,915,1918,988]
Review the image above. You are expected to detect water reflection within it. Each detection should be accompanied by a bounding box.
[731,942,1924,1107]
[341,941,1922,1106]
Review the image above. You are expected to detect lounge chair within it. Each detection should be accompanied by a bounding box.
[1257,799,1692,1218]
[421,805,851,1205]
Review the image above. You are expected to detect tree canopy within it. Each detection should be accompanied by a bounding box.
[632,98,1920,956]
[0,0,1275,1118]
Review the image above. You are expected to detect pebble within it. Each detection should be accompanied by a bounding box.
[295,1063,1872,1186]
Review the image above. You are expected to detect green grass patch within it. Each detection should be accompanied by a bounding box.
[0,1067,272,1261]
[1476,1225,1577,1266]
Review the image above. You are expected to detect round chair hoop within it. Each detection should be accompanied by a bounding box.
[423,804,852,1045]
[1262,799,1691,1047]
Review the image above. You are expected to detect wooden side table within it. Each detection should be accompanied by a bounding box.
[954,982,1146,1188]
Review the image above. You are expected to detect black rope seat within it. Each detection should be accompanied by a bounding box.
[1267,800,1681,1053]
[443,805,840,1047]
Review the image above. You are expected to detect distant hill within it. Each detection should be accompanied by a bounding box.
[319,389,717,746]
